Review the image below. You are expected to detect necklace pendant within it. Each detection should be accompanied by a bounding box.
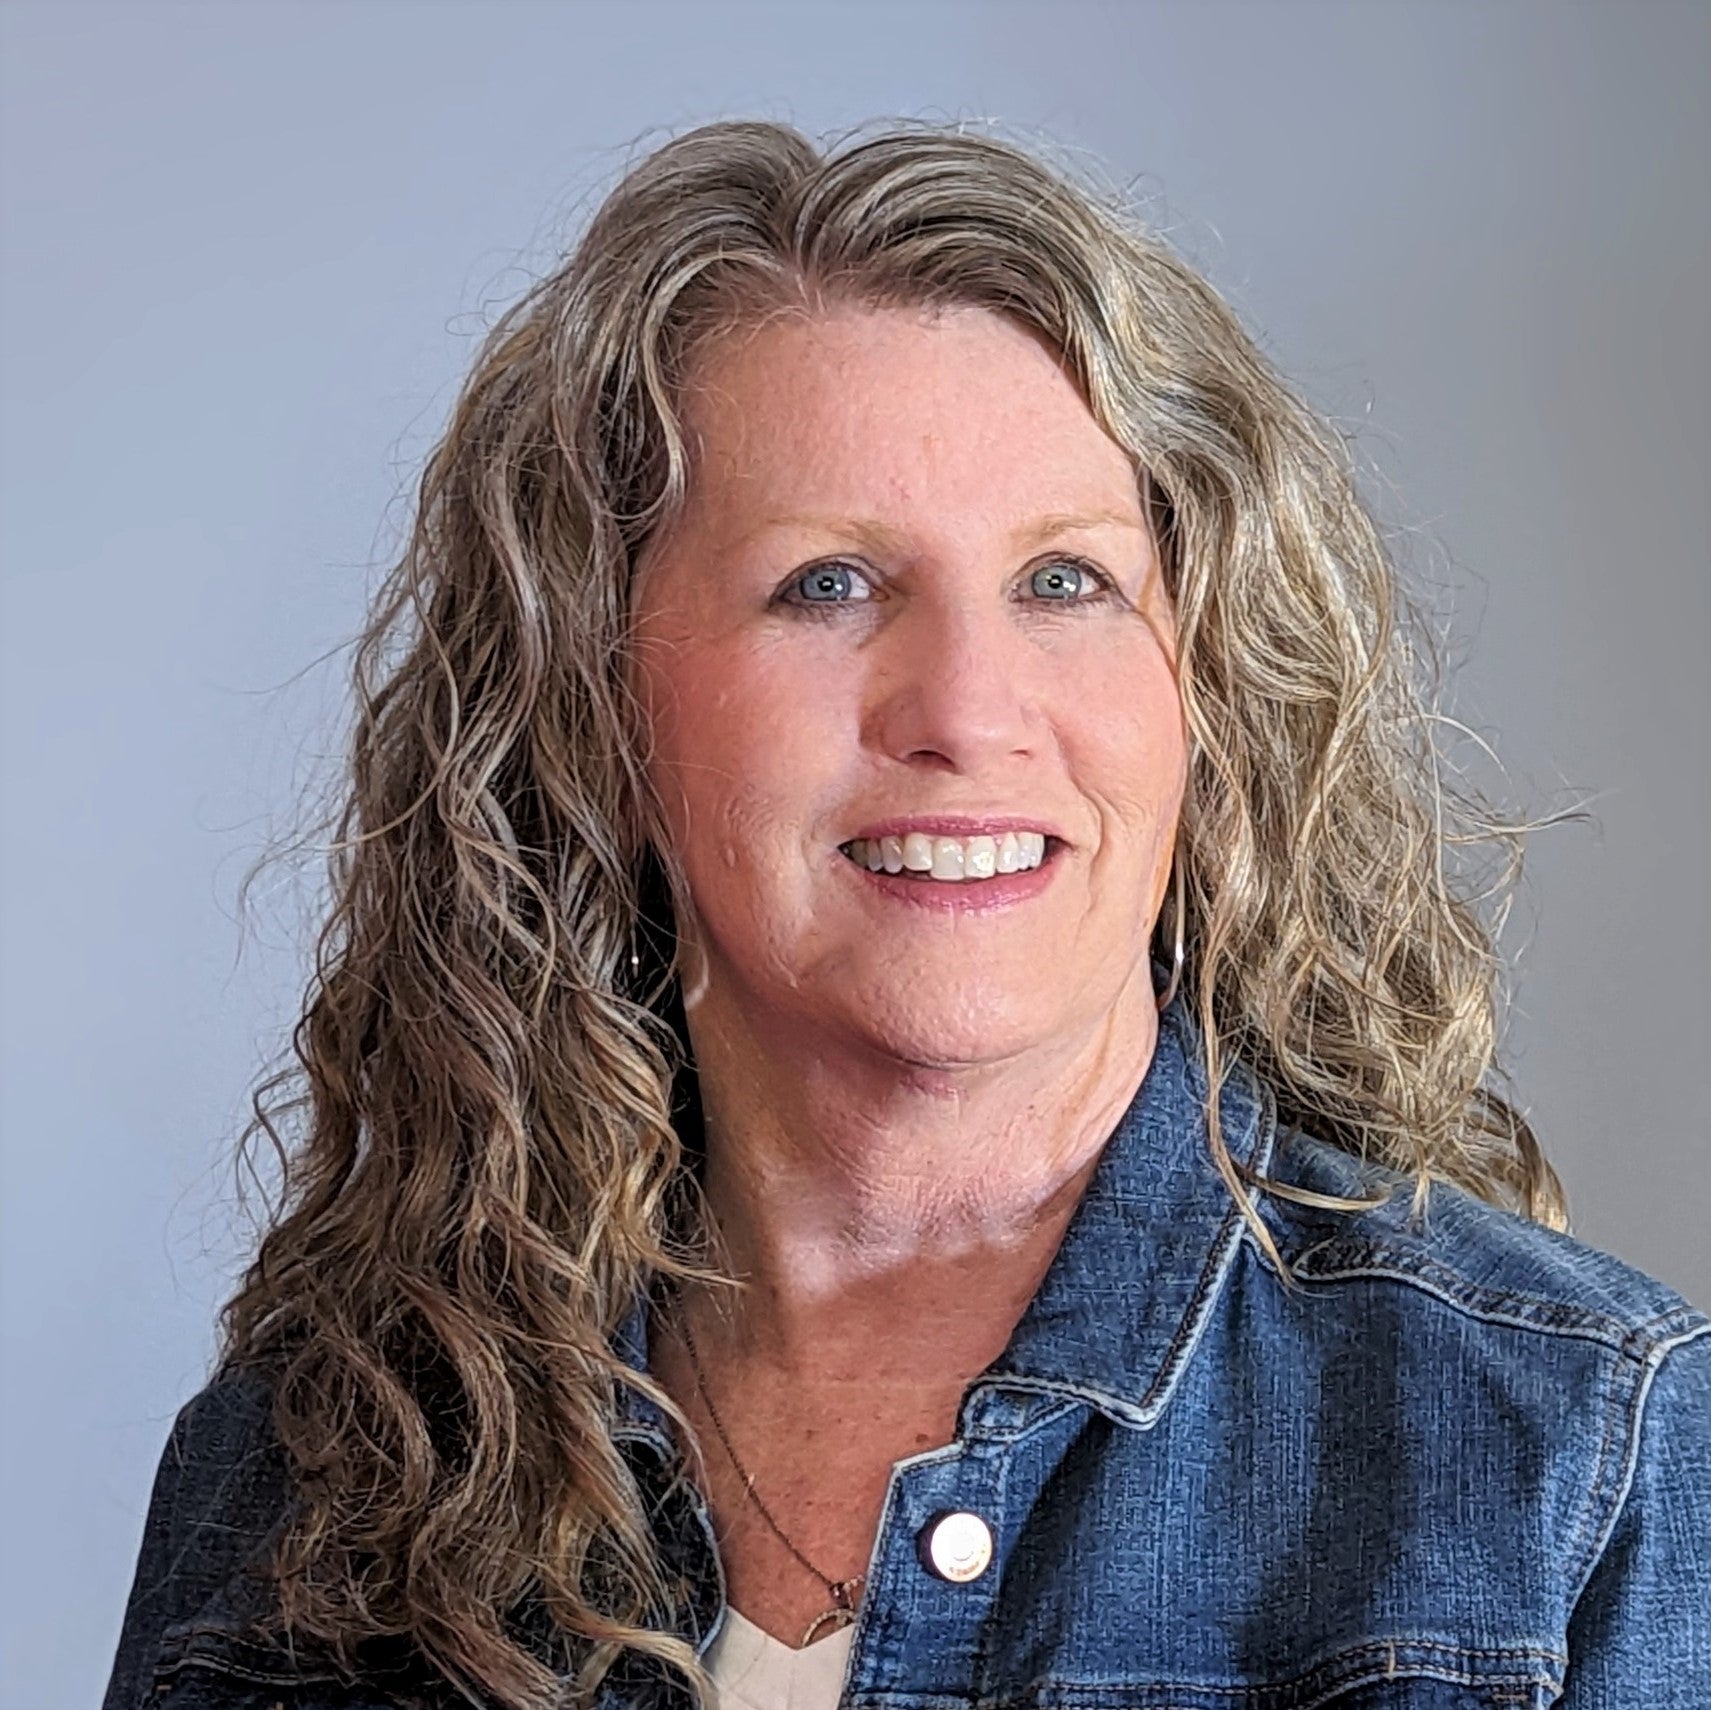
[800,1604,857,1645]
[799,1577,864,1646]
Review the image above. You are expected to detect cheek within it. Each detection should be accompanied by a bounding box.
[645,639,851,874]
[1069,650,1186,849]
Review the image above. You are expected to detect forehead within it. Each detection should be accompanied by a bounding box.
[672,304,1142,537]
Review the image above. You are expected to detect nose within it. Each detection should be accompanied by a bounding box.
[863,587,1042,774]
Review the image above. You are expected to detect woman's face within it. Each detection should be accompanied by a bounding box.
[631,304,1184,1072]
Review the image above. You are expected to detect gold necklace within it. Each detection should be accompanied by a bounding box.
[667,1281,865,1646]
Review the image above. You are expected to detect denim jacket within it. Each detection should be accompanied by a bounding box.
[104,996,1711,1709]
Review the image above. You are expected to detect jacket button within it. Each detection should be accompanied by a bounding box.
[918,1510,994,1583]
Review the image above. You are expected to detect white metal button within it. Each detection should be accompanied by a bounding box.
[919,1509,994,1583]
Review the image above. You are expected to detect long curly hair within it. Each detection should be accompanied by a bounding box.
[222,118,1567,1710]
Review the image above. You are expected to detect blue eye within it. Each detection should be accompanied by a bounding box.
[778,556,1115,616]
[1029,560,1100,601]
[786,562,875,605]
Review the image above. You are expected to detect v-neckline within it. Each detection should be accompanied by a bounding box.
[704,1602,856,1698]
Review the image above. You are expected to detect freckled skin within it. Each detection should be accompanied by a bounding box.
[629,304,1186,1643]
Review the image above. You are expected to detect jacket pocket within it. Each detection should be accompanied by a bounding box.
[992,1639,1563,1710]
[991,1681,1554,1710]
[1304,1680,1554,1710]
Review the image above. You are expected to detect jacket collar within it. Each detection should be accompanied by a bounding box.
[611,988,1278,1442]
[977,989,1277,1428]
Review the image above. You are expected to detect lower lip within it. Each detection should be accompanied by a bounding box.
[836,844,1064,914]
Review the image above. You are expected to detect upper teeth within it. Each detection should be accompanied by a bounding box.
[843,831,1049,881]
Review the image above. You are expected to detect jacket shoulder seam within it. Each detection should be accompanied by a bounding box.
[1253,1224,1708,1355]
[1561,1318,1711,1603]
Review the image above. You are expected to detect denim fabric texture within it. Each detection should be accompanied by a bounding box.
[103,995,1711,1709]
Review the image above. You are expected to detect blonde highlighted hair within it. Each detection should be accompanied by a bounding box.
[226,119,1565,1709]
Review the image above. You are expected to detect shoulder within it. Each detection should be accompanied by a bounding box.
[124,1361,291,1596]
[106,1366,492,1710]
[1244,1125,1711,1600]
[164,1361,284,1482]
[103,1364,340,1710]
[103,1366,285,1707]
[1256,1125,1708,1353]
[150,1363,297,1597]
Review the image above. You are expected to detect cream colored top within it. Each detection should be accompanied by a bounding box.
[703,1605,856,1710]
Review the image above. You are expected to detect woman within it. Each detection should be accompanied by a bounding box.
[104,120,1711,1710]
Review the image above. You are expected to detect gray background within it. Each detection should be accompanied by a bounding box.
[2,2,1706,1703]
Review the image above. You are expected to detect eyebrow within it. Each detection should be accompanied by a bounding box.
[1012,510,1150,550]
[735,509,1148,555]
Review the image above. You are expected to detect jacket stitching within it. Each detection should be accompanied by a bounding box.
[1276,1235,1708,1353]
[1126,1073,1274,1421]
[849,1636,1565,1709]
[849,1640,1564,1710]
[1559,1333,1646,1599]
[1560,1320,1711,1604]
[152,1650,345,1689]
[961,1082,1274,1436]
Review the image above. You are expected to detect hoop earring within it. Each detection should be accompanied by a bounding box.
[1155,858,1185,1013]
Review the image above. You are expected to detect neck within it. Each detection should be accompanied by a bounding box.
[674,958,1162,1383]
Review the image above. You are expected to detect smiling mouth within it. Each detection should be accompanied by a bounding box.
[838,830,1057,883]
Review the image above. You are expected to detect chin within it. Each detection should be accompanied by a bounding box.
[844,989,1059,1072]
